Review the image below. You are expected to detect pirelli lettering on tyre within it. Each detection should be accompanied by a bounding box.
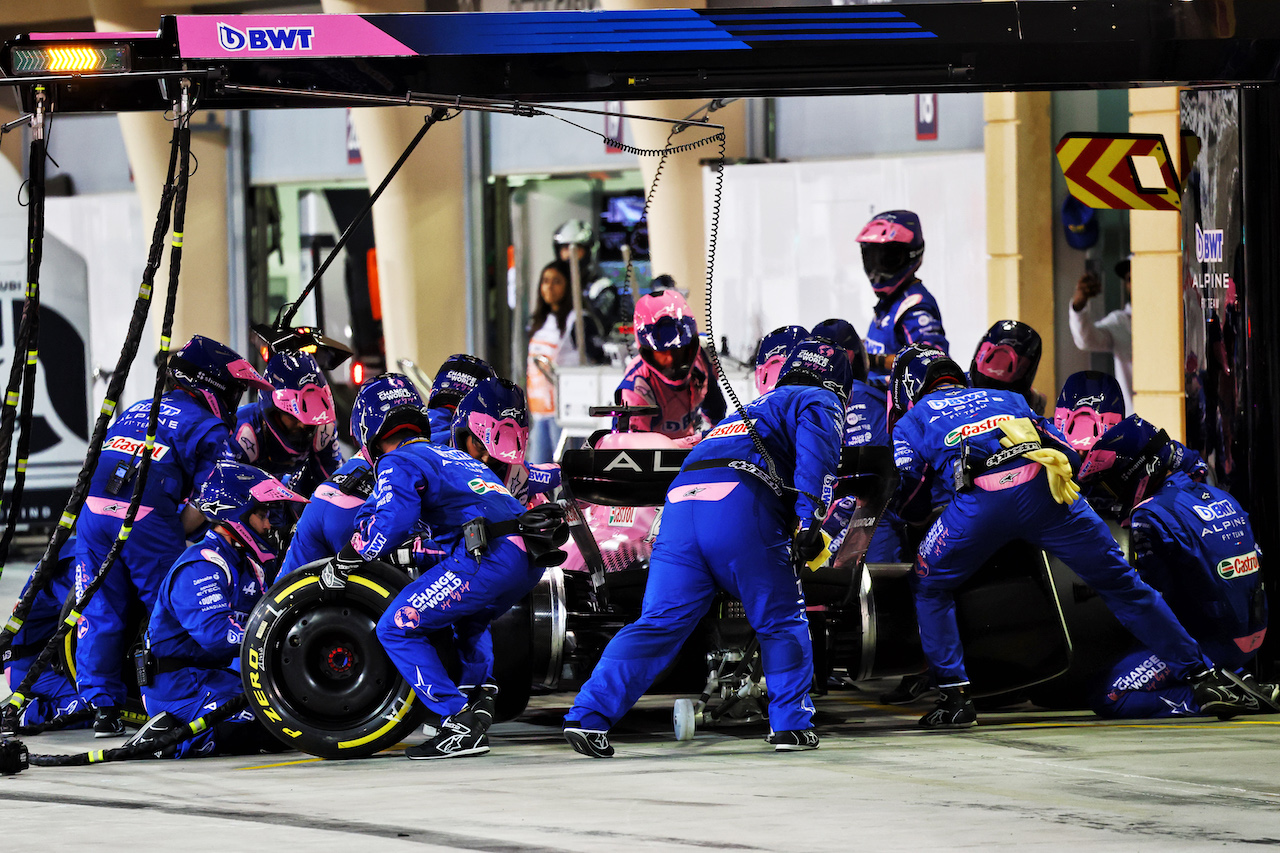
[944,415,1013,446]
[1217,551,1259,580]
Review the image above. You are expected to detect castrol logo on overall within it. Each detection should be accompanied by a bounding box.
[1217,551,1259,580]
[944,415,1012,447]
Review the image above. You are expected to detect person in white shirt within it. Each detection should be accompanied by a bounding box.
[1070,257,1133,413]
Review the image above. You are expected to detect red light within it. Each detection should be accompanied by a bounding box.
[351,361,365,386]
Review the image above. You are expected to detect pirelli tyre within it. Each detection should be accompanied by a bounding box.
[241,560,429,759]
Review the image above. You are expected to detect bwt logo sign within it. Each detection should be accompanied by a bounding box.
[1195,222,1224,264]
[218,23,315,51]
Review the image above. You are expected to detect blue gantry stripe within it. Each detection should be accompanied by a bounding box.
[367,8,935,55]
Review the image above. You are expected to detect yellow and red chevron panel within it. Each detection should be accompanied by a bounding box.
[1055,133,1181,212]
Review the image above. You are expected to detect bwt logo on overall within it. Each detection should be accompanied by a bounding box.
[1195,223,1224,264]
[218,23,315,51]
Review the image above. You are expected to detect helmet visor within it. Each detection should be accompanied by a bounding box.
[861,243,914,284]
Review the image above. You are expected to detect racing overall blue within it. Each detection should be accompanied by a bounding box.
[1093,472,1266,718]
[142,531,270,757]
[357,439,539,719]
[74,391,229,709]
[865,279,948,384]
[279,455,374,575]
[569,383,842,734]
[4,538,89,727]
[892,386,1210,689]
[825,378,903,562]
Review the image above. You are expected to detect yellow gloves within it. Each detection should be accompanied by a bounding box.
[997,418,1080,505]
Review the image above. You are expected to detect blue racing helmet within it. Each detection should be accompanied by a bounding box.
[194,461,306,564]
[351,372,431,460]
[775,335,853,407]
[856,210,925,297]
[889,344,967,423]
[1054,371,1125,453]
[810,318,869,383]
[753,325,807,395]
[260,351,336,427]
[167,335,273,426]
[452,377,530,480]
[428,354,497,411]
[970,320,1043,395]
[1078,414,1183,515]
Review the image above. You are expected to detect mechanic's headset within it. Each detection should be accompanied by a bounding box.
[1097,428,1172,503]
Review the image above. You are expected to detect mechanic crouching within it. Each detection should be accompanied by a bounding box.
[128,461,306,757]
[886,344,1279,728]
[563,336,849,757]
[319,380,565,760]
[1080,415,1276,718]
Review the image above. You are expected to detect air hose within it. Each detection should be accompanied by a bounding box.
[27,694,247,766]
[0,92,183,659]
[0,89,48,577]
[3,82,195,713]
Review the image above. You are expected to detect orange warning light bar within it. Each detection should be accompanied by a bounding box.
[10,45,129,75]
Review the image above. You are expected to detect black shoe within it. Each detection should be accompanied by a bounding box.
[765,729,820,752]
[405,710,491,760]
[563,723,614,758]
[93,707,126,738]
[1193,668,1280,719]
[918,685,977,729]
[0,707,17,737]
[122,712,181,758]
[880,673,938,705]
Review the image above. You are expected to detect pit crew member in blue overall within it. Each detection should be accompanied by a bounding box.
[563,336,850,757]
[3,538,89,730]
[426,354,496,443]
[857,210,948,383]
[887,344,1277,728]
[75,336,272,737]
[753,325,807,396]
[226,351,343,500]
[810,318,902,564]
[969,320,1049,415]
[279,373,439,575]
[1078,416,1276,718]
[452,377,561,507]
[321,383,562,760]
[126,461,306,757]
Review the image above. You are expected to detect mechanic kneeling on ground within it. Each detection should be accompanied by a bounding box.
[886,344,1280,729]
[127,461,306,758]
[563,336,849,757]
[319,374,565,760]
[1080,415,1277,718]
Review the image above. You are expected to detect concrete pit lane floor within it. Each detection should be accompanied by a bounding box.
[3,563,1279,851]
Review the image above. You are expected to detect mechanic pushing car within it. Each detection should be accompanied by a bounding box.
[225,350,344,500]
[615,290,726,439]
[857,210,949,383]
[563,336,850,757]
[1079,415,1276,719]
[318,375,565,760]
[75,336,273,738]
[887,344,1280,729]
[425,353,497,443]
[124,461,306,758]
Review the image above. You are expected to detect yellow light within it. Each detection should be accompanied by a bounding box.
[45,46,102,72]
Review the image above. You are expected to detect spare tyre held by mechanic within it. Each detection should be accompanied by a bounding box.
[129,461,306,757]
[857,210,949,383]
[563,336,849,757]
[615,290,725,440]
[887,344,1279,729]
[320,385,564,760]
